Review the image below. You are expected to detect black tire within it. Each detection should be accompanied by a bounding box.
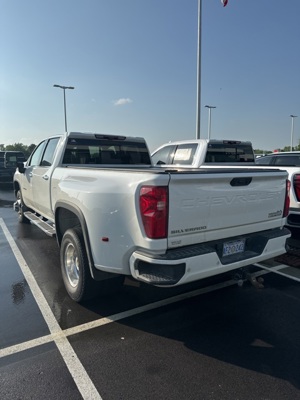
[60,227,94,302]
[60,227,125,302]
[16,190,30,224]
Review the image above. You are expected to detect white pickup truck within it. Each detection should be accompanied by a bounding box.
[13,132,290,302]
[256,151,300,229]
[151,139,255,167]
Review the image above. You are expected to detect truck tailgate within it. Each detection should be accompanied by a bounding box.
[167,169,288,248]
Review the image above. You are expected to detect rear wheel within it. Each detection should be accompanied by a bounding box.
[60,227,124,302]
[16,190,30,223]
[61,227,94,302]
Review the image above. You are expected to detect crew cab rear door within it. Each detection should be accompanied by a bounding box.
[21,137,60,218]
[20,140,47,209]
[31,137,60,219]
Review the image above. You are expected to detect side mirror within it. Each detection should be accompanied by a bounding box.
[17,161,26,174]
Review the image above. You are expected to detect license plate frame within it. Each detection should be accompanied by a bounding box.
[222,239,245,257]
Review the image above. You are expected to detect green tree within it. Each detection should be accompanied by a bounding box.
[27,144,36,156]
[254,149,272,155]
[5,143,27,152]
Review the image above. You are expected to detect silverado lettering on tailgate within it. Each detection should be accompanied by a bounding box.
[268,210,282,218]
[171,226,207,235]
[181,191,281,208]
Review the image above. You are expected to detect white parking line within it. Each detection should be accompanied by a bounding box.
[0,218,102,400]
[0,274,251,360]
[0,273,271,351]
[0,217,270,399]
[255,262,300,282]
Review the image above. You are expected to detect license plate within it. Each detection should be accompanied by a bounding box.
[222,239,245,257]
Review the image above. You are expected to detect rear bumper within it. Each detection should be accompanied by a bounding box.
[129,228,291,286]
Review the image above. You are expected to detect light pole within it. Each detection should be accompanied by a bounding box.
[196,1,229,139]
[196,0,202,139]
[290,114,297,151]
[53,84,75,132]
[205,105,216,140]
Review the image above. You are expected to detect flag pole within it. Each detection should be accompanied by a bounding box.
[196,0,202,139]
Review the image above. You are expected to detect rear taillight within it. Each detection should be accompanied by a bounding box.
[293,174,300,202]
[283,179,290,218]
[139,186,168,239]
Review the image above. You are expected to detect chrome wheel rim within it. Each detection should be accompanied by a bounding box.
[64,243,79,288]
[17,192,22,216]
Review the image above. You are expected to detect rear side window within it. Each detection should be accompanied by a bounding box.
[205,143,254,163]
[152,145,176,165]
[0,152,26,168]
[172,144,197,165]
[28,141,47,166]
[41,138,60,166]
[152,144,197,165]
[255,156,273,165]
[5,154,18,167]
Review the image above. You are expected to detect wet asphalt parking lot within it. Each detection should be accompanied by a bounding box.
[1,184,300,400]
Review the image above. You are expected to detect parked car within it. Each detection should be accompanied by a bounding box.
[0,151,26,184]
[256,151,300,228]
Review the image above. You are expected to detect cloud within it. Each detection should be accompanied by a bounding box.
[113,98,133,106]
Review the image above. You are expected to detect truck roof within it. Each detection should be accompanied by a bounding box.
[67,132,147,143]
[156,139,253,146]
[46,132,148,144]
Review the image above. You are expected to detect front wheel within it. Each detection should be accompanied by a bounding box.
[16,190,30,223]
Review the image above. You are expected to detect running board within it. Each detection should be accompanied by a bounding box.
[254,260,300,283]
[24,212,56,237]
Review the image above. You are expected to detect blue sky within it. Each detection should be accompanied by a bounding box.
[1,0,300,152]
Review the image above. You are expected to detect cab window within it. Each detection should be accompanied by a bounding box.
[41,138,60,166]
[273,155,300,167]
[205,143,254,163]
[28,141,46,166]
[255,156,273,165]
[152,145,176,165]
[173,144,197,165]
